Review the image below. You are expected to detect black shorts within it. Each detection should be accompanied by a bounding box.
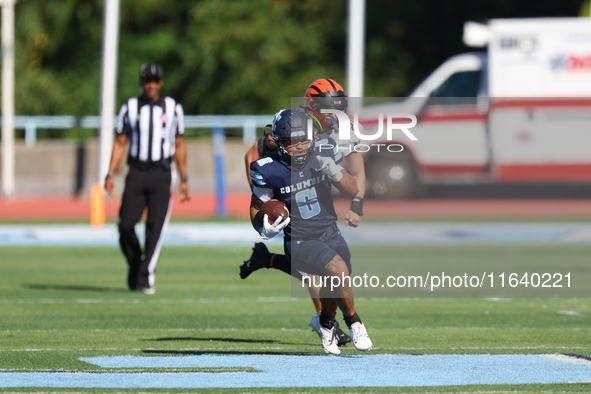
[285,224,352,277]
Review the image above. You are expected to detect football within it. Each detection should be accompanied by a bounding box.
[259,200,289,224]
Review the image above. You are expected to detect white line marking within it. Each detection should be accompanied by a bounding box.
[3,326,591,334]
[0,297,300,304]
[557,310,584,317]
[539,353,591,368]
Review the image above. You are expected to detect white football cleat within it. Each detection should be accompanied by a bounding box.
[308,316,340,355]
[350,322,372,351]
[137,286,155,295]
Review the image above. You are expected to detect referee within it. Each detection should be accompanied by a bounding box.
[104,63,190,294]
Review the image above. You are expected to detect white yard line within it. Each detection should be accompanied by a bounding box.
[3,326,591,334]
[0,297,298,304]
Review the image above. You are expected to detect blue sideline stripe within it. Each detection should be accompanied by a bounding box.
[0,223,282,247]
[2,354,591,388]
[1,222,591,247]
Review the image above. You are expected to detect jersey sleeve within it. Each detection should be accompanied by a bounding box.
[316,135,343,165]
[249,156,276,187]
[173,102,185,137]
[116,102,130,136]
[250,166,267,188]
[326,118,361,157]
[250,157,275,201]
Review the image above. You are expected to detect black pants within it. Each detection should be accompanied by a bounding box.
[118,161,173,289]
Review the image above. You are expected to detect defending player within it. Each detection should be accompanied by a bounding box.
[304,78,366,228]
[249,108,372,354]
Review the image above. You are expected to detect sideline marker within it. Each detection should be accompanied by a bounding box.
[90,184,105,228]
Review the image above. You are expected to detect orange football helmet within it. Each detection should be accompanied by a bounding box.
[305,78,348,111]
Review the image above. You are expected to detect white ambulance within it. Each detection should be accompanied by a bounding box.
[359,18,591,198]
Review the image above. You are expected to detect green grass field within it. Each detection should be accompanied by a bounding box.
[2,244,591,393]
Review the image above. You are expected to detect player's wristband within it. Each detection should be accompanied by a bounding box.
[350,197,364,216]
[180,175,188,183]
[106,171,115,179]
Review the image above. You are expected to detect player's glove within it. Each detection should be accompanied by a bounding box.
[259,214,290,240]
[317,156,343,182]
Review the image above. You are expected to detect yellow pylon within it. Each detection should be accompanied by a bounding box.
[90,184,106,228]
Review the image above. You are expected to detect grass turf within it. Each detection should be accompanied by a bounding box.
[1,245,591,393]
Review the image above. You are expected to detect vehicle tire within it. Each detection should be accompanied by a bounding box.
[366,151,420,199]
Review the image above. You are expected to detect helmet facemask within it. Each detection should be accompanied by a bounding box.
[276,133,315,168]
[310,91,348,112]
[271,109,316,169]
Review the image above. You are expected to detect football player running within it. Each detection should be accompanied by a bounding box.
[244,79,365,226]
[241,79,366,346]
[249,108,372,354]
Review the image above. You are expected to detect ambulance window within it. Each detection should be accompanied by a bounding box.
[429,70,481,103]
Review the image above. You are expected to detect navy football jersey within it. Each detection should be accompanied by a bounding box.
[250,137,343,239]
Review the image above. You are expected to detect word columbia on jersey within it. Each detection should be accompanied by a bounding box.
[280,174,325,194]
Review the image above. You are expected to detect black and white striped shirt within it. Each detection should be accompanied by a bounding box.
[116,96,184,162]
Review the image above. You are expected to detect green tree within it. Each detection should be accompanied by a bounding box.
[14,0,103,116]
[8,0,586,119]
[13,0,347,116]
[117,0,347,114]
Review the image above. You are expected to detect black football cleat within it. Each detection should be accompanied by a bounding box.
[334,321,352,346]
[239,242,271,279]
[127,263,139,291]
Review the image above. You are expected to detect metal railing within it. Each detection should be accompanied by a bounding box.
[0,114,274,146]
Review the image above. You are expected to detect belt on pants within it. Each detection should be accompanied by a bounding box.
[129,157,171,170]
